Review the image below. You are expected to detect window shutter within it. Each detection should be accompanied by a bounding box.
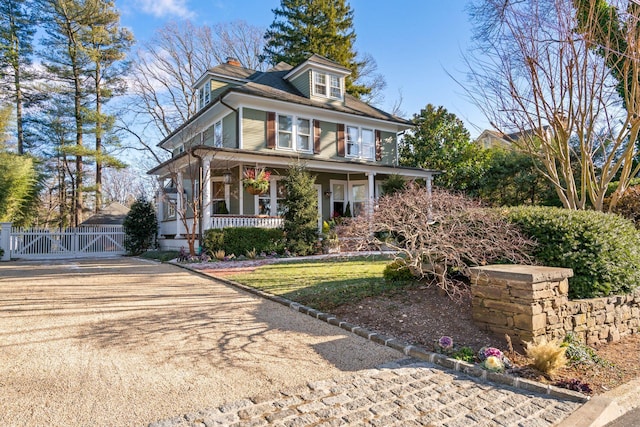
[267,112,276,149]
[337,123,345,157]
[313,120,321,154]
[375,130,382,161]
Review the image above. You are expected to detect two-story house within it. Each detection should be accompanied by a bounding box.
[148,54,437,248]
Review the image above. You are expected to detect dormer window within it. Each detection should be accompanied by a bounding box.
[198,80,211,111]
[312,70,343,100]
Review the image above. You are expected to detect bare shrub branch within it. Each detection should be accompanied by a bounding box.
[342,184,535,298]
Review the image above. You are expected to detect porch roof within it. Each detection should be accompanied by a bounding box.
[147,146,440,178]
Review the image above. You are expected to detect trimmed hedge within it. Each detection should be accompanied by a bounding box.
[202,227,285,256]
[503,206,640,298]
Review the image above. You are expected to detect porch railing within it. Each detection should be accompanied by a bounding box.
[211,215,283,229]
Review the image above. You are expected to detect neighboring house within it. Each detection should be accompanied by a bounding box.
[148,54,437,248]
[79,202,130,227]
[475,127,552,149]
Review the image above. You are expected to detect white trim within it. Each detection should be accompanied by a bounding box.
[238,106,244,149]
[275,113,313,154]
[312,70,344,101]
[283,61,350,81]
[346,125,375,161]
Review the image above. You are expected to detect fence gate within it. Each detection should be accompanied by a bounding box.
[10,226,126,259]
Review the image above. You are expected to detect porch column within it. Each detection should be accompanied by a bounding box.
[201,155,213,231]
[176,172,185,238]
[366,172,376,215]
[426,174,434,224]
[156,178,164,238]
[238,164,244,215]
[0,222,11,261]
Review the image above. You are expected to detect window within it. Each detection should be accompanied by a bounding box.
[198,81,211,111]
[166,201,176,219]
[214,120,223,148]
[211,181,227,214]
[346,126,359,157]
[351,183,367,217]
[297,118,311,152]
[361,128,375,160]
[332,183,345,217]
[276,180,287,216]
[314,72,326,96]
[345,126,375,160]
[277,115,293,149]
[330,75,341,99]
[313,71,343,99]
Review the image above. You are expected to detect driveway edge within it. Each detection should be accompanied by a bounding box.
[170,261,589,405]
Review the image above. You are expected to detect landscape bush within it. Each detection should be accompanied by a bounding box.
[609,186,640,228]
[383,258,415,283]
[123,198,158,255]
[343,184,534,297]
[201,227,285,256]
[503,206,640,298]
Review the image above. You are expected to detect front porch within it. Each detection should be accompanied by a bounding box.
[150,146,436,249]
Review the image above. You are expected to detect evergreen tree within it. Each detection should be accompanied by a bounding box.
[82,0,133,212]
[281,163,318,256]
[399,104,488,194]
[0,0,37,154]
[263,0,370,97]
[123,198,157,255]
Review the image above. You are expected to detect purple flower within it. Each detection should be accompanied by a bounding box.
[438,336,453,349]
[478,346,503,361]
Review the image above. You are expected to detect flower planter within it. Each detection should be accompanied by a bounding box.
[245,186,267,195]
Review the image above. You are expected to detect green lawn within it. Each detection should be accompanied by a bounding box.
[226,256,410,311]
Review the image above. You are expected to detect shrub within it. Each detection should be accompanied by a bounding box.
[201,227,285,256]
[381,174,407,196]
[503,206,640,298]
[610,186,640,228]
[345,184,534,298]
[525,339,567,375]
[123,198,158,255]
[281,163,318,256]
[383,258,414,283]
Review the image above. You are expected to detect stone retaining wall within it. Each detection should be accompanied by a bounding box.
[469,265,640,346]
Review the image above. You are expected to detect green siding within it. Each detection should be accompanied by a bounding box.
[242,108,267,151]
[210,80,231,100]
[203,124,214,146]
[290,70,311,97]
[223,112,237,148]
[318,121,338,159]
[379,131,397,166]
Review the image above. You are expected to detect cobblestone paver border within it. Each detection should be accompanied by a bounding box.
[149,359,582,427]
[176,262,587,404]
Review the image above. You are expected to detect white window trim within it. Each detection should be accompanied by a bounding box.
[255,176,285,216]
[345,126,375,161]
[330,180,347,217]
[211,177,230,214]
[312,70,343,100]
[198,81,211,111]
[276,113,313,154]
[214,120,223,148]
[348,180,369,217]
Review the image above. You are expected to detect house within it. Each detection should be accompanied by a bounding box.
[148,54,437,249]
[475,127,552,149]
[79,202,130,227]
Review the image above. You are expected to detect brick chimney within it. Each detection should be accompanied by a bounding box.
[226,57,241,67]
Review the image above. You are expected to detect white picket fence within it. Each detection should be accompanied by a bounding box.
[210,215,284,229]
[4,225,125,260]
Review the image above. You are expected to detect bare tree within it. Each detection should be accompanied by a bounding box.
[102,167,151,205]
[464,0,640,211]
[122,19,266,163]
[344,184,534,298]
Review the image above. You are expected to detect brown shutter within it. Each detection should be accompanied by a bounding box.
[375,130,382,161]
[313,120,321,154]
[337,123,345,157]
[266,112,276,149]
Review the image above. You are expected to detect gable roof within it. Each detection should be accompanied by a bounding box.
[80,202,130,226]
[159,55,411,147]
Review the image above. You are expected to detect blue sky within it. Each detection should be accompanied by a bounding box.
[115,0,488,137]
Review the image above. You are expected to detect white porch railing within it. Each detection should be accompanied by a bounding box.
[211,215,283,229]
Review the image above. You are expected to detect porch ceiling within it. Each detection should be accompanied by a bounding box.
[148,146,440,179]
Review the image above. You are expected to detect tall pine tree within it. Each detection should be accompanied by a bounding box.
[263,0,370,98]
[0,0,36,154]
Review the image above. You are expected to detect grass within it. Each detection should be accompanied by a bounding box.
[226,255,411,311]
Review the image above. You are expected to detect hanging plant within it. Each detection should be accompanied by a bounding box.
[243,168,271,195]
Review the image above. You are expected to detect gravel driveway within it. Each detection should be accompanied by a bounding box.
[0,258,402,426]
